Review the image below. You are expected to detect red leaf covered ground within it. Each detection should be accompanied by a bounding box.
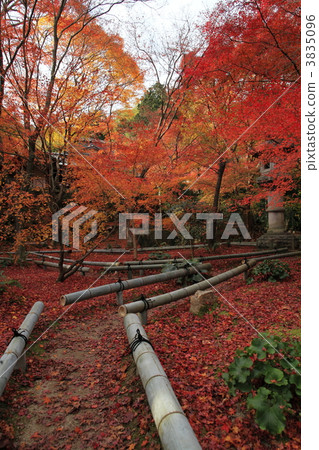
[0,246,300,449]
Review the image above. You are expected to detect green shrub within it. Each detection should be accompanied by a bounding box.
[285,202,301,232]
[251,260,290,283]
[222,333,300,435]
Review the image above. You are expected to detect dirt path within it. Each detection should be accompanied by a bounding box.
[1,305,160,449]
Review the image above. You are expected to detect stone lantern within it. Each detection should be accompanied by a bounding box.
[256,162,300,249]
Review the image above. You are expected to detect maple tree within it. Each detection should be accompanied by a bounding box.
[0,0,301,446]
[198,0,300,200]
[161,0,301,238]
[0,0,145,257]
[0,0,301,254]
[69,87,176,257]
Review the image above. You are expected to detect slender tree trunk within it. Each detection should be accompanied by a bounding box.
[209,159,226,248]
[57,227,115,282]
[0,27,4,172]
[213,160,226,212]
[26,132,39,176]
[132,232,138,260]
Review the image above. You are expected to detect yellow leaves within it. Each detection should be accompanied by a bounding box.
[38,15,52,29]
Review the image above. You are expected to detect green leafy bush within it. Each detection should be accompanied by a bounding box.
[250,260,290,283]
[222,333,300,435]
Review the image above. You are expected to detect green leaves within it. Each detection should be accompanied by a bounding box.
[247,387,270,410]
[290,373,301,395]
[251,260,291,283]
[228,357,253,383]
[264,368,288,386]
[255,404,286,435]
[248,388,286,434]
[223,333,301,435]
[246,338,267,359]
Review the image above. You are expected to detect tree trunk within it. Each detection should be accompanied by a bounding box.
[132,232,138,260]
[209,159,226,248]
[56,227,115,282]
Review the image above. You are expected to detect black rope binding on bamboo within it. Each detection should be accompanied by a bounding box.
[140,294,150,311]
[117,278,125,291]
[11,328,28,345]
[183,262,192,276]
[130,329,153,352]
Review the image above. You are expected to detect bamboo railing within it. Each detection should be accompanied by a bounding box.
[61,263,212,306]
[118,260,257,316]
[124,314,202,450]
[0,301,44,396]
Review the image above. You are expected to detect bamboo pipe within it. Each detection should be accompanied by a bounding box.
[35,247,288,267]
[219,241,257,246]
[188,247,288,263]
[28,244,205,255]
[124,314,202,450]
[29,253,88,265]
[31,253,174,267]
[72,244,205,253]
[0,301,44,396]
[33,255,176,270]
[85,263,180,270]
[37,260,85,270]
[119,259,257,316]
[26,249,75,254]
[33,260,89,272]
[35,258,199,272]
[111,247,288,265]
[134,244,205,252]
[60,263,212,306]
[252,251,301,262]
